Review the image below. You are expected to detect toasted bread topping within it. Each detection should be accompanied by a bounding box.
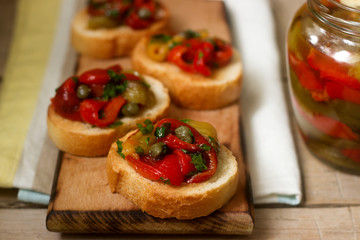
[51,65,154,128]
[145,30,233,76]
[117,118,219,185]
[87,0,161,30]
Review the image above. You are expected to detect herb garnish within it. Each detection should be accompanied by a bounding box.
[72,77,79,84]
[108,120,123,128]
[154,122,171,139]
[182,29,200,39]
[190,152,207,172]
[180,119,191,124]
[160,177,171,185]
[137,119,154,135]
[199,143,211,151]
[116,140,125,159]
[198,51,204,59]
[151,34,172,43]
[102,70,127,101]
[135,146,144,155]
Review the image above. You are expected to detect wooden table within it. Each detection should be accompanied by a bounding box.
[1,0,360,239]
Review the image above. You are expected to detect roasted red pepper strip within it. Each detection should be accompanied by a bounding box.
[156,118,218,183]
[294,98,359,141]
[127,154,163,181]
[79,65,122,85]
[80,95,126,127]
[51,77,82,121]
[173,149,196,175]
[127,153,184,186]
[125,12,152,29]
[307,48,360,90]
[167,45,196,73]
[341,148,360,163]
[79,68,111,85]
[288,50,325,91]
[325,81,360,105]
[153,153,184,186]
[194,50,211,76]
[162,134,201,152]
[213,38,233,67]
[121,73,142,81]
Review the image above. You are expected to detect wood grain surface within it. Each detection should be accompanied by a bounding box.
[46,0,254,235]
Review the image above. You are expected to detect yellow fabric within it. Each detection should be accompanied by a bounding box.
[0,0,61,187]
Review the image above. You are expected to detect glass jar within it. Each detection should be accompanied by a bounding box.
[286,0,360,173]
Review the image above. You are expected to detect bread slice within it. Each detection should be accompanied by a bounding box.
[131,37,243,110]
[71,4,170,59]
[47,75,170,157]
[107,130,239,220]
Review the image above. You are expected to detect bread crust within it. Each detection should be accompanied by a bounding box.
[47,75,170,157]
[107,130,239,220]
[71,4,170,59]
[131,37,243,110]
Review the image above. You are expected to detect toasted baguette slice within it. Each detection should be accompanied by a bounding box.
[47,76,170,157]
[131,37,243,110]
[107,131,239,220]
[71,4,170,59]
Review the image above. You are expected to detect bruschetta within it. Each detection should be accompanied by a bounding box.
[131,30,243,110]
[71,0,170,58]
[47,64,170,157]
[107,118,239,219]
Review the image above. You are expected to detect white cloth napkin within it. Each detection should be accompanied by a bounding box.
[225,0,302,205]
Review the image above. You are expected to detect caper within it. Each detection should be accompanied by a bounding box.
[175,125,193,143]
[121,102,140,116]
[76,84,91,99]
[88,16,118,29]
[149,142,167,159]
[123,80,149,105]
[138,8,152,19]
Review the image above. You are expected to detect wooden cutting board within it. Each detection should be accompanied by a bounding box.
[46,0,254,235]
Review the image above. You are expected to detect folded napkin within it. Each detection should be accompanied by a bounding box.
[0,0,82,203]
[15,0,81,203]
[224,0,302,205]
[0,0,61,189]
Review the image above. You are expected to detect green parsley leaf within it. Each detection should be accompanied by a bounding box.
[190,152,207,172]
[108,121,123,128]
[135,146,144,155]
[102,80,127,101]
[107,70,126,82]
[168,41,181,49]
[141,80,150,88]
[207,136,220,153]
[102,84,117,101]
[145,137,150,145]
[159,177,171,185]
[108,9,120,17]
[182,29,200,39]
[72,77,79,84]
[137,119,154,135]
[116,140,125,159]
[181,149,190,154]
[199,143,211,151]
[180,119,191,124]
[150,34,172,43]
[198,51,204,59]
[154,122,171,139]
